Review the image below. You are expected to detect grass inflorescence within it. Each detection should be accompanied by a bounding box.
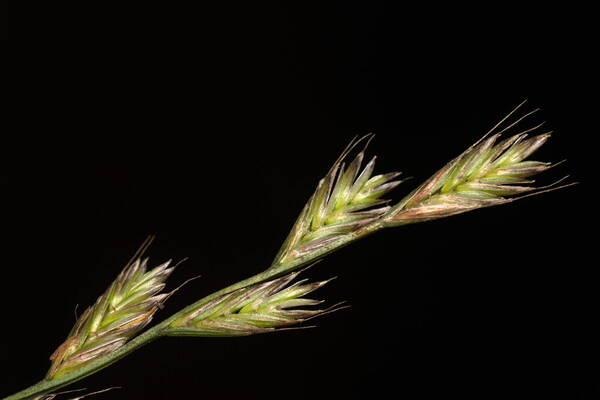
[3,101,574,400]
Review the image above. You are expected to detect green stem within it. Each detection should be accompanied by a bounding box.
[3,220,386,400]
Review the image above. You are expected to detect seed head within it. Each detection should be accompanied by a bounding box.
[385,104,571,225]
[47,238,176,379]
[273,135,404,265]
[167,270,339,336]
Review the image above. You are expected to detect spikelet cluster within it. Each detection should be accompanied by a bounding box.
[168,271,336,336]
[31,387,118,400]
[386,109,564,224]
[273,136,403,265]
[47,254,175,379]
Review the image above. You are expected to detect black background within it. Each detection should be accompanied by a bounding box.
[1,1,6,41]
[1,3,596,399]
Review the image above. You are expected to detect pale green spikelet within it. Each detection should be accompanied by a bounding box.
[385,105,567,225]
[273,135,404,265]
[167,270,337,336]
[31,387,119,400]
[47,240,175,379]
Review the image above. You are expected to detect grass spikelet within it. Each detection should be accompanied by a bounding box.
[31,387,120,400]
[385,103,569,225]
[273,135,404,265]
[46,238,175,379]
[167,270,337,336]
